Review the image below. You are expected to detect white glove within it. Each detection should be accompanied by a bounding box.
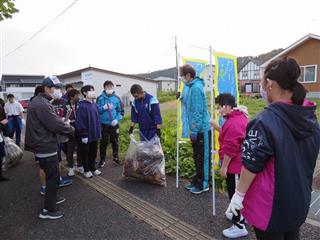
[225,190,245,216]
[103,104,109,110]
[111,119,118,126]
[81,138,88,144]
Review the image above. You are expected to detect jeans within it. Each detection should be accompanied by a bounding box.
[38,155,59,212]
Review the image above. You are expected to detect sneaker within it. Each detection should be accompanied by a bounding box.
[222,224,248,238]
[75,166,84,174]
[93,169,101,176]
[99,161,106,168]
[184,183,194,190]
[225,212,233,221]
[59,177,73,187]
[40,186,46,196]
[39,209,64,220]
[68,168,75,177]
[189,186,209,194]
[56,196,66,205]
[84,171,93,178]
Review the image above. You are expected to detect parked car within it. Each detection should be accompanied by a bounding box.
[18,99,30,112]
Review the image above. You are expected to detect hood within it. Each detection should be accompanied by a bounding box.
[227,108,248,119]
[188,77,205,87]
[267,102,318,139]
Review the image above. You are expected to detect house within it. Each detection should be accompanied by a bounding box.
[0,74,44,100]
[238,59,263,95]
[153,77,176,92]
[261,33,320,98]
[57,67,158,106]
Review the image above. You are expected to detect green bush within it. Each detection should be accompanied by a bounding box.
[157,91,176,103]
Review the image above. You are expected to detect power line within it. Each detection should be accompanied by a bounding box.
[2,0,79,59]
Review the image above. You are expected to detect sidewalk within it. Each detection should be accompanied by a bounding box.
[0,152,169,240]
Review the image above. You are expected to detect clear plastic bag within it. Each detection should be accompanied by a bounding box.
[123,131,166,186]
[3,137,23,169]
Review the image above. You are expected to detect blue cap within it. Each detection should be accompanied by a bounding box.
[42,76,63,88]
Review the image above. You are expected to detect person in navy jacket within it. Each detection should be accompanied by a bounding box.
[224,57,320,239]
[76,85,101,178]
[97,80,124,167]
[129,84,162,141]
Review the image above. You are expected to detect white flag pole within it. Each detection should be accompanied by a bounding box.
[209,46,216,216]
[175,36,181,188]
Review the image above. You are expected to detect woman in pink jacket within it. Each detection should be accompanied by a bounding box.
[211,93,249,238]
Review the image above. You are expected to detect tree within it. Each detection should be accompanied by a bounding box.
[0,0,18,21]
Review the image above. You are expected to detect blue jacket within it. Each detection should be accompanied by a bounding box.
[186,77,210,135]
[131,92,162,139]
[241,102,320,233]
[97,91,124,125]
[75,100,101,143]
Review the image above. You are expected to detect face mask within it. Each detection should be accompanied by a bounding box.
[260,86,269,104]
[87,91,96,98]
[51,89,62,99]
[105,89,113,95]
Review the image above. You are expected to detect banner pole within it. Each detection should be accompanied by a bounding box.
[209,46,216,216]
[175,36,180,188]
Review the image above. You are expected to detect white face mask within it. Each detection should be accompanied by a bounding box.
[105,89,113,95]
[51,89,62,99]
[87,91,96,98]
[260,85,269,104]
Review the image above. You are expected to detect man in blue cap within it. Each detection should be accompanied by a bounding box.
[25,76,74,220]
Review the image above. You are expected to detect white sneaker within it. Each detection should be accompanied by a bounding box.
[68,168,75,177]
[222,224,248,238]
[93,169,101,176]
[75,166,84,174]
[84,171,93,178]
[225,212,233,221]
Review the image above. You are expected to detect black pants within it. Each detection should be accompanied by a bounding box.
[99,124,119,162]
[191,130,211,189]
[66,137,82,168]
[79,141,98,172]
[226,173,240,200]
[254,227,300,240]
[38,155,59,212]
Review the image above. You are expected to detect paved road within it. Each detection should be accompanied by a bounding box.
[0,152,169,240]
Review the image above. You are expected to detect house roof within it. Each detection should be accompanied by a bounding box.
[2,74,44,84]
[57,67,156,84]
[261,33,320,67]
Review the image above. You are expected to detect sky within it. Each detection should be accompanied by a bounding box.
[1,0,320,76]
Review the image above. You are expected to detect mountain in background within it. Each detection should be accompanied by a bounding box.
[135,48,284,80]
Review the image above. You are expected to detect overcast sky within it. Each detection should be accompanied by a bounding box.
[1,0,320,76]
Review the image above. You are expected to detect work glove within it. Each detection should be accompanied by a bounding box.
[103,103,113,110]
[190,133,197,141]
[176,92,181,99]
[156,129,161,138]
[225,190,245,216]
[81,138,88,144]
[111,119,118,127]
[128,126,134,135]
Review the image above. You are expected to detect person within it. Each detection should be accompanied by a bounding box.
[25,76,74,220]
[211,93,248,235]
[64,89,84,176]
[76,85,101,178]
[97,80,124,167]
[4,94,24,146]
[62,84,74,102]
[0,99,9,182]
[179,64,211,195]
[129,84,162,141]
[224,57,320,239]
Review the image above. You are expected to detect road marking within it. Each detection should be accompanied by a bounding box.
[75,174,215,240]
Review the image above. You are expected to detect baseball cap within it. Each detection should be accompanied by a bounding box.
[42,76,63,88]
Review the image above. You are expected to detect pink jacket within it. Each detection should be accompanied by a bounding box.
[218,109,248,174]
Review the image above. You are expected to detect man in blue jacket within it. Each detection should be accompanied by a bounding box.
[129,84,162,141]
[180,64,211,194]
[97,80,124,167]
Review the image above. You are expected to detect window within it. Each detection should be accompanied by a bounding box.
[299,65,317,83]
[242,71,248,79]
[116,84,122,87]
[245,83,252,93]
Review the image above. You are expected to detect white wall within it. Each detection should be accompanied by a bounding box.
[239,61,261,81]
[160,80,175,92]
[4,87,35,100]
